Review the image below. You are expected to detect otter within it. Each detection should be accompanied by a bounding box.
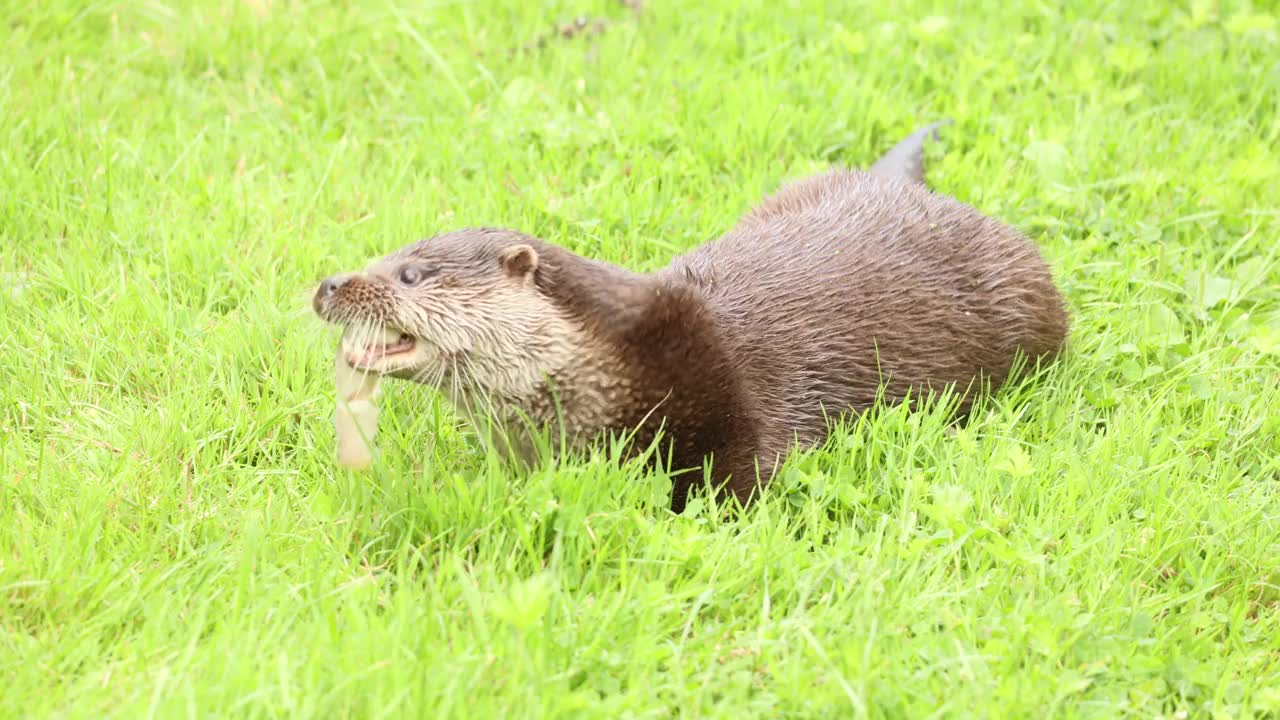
[313,122,1069,512]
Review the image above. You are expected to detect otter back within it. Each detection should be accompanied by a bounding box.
[658,170,1067,505]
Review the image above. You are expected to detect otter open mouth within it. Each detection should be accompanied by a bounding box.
[342,326,417,370]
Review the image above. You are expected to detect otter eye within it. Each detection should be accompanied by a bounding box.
[397,265,428,286]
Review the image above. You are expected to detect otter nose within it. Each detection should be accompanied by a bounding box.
[319,275,347,298]
[313,274,351,315]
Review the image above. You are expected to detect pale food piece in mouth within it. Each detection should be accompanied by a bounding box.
[334,346,382,470]
[342,326,416,370]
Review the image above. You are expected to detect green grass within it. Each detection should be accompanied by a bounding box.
[3,0,1279,717]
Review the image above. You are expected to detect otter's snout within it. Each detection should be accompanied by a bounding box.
[313,273,354,317]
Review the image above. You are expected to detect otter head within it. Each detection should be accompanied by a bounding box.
[312,228,584,403]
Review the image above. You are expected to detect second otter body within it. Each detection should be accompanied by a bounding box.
[313,125,1069,511]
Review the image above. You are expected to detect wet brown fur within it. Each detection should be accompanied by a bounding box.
[314,129,1069,512]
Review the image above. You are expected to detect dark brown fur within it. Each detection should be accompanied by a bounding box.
[314,126,1069,512]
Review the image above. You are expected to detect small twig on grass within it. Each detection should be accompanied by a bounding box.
[518,0,645,54]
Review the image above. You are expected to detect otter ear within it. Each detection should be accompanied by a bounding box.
[499,244,539,280]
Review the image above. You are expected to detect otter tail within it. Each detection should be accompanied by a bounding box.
[867,119,952,186]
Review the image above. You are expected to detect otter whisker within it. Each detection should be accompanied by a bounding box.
[431,364,447,396]
[407,348,448,392]
[448,353,462,412]
[461,357,516,462]
[407,362,434,387]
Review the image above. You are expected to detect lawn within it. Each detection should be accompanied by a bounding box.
[3,0,1279,717]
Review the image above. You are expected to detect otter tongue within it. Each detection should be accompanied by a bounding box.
[334,350,380,470]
